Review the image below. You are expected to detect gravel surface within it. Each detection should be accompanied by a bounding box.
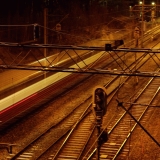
[1,30,160,159]
[1,73,160,160]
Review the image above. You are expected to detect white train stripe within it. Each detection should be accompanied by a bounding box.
[0,51,105,112]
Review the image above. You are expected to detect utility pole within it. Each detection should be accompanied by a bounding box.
[44,7,48,61]
[44,0,48,78]
[141,0,144,48]
[156,0,158,17]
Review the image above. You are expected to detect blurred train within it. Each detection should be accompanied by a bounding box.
[0,50,105,129]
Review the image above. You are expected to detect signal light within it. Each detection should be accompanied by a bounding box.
[114,40,124,47]
[34,24,40,40]
[105,44,112,51]
[105,40,124,51]
[93,87,107,116]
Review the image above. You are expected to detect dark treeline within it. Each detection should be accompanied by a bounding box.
[0,0,137,44]
[0,0,138,24]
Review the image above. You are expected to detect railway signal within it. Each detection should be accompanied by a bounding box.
[134,26,140,39]
[56,23,61,31]
[93,87,107,117]
[34,24,40,40]
[92,86,108,160]
[105,40,124,51]
[134,26,140,48]
[55,23,62,42]
[105,44,112,51]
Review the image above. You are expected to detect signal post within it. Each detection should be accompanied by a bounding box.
[92,86,108,160]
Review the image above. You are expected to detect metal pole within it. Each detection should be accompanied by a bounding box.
[44,7,48,56]
[96,125,100,160]
[95,111,103,160]
[141,0,144,48]
[44,7,48,78]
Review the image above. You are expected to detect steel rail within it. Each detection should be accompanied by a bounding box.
[83,34,160,158]
[2,24,160,159]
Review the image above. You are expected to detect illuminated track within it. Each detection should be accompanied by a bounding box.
[86,70,160,159]
[1,25,160,129]
[0,51,106,128]
[4,37,160,157]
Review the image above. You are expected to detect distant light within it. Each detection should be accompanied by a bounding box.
[139,1,142,5]
[151,2,155,5]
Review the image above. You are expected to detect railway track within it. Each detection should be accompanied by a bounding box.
[7,98,92,159]
[0,36,134,130]
[0,25,160,159]
[86,70,160,159]
[45,55,160,159]
[5,43,160,159]
[1,24,160,98]
[0,29,130,98]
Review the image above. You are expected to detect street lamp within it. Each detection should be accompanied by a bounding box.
[129,6,132,17]
[151,2,156,26]
[151,2,155,5]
